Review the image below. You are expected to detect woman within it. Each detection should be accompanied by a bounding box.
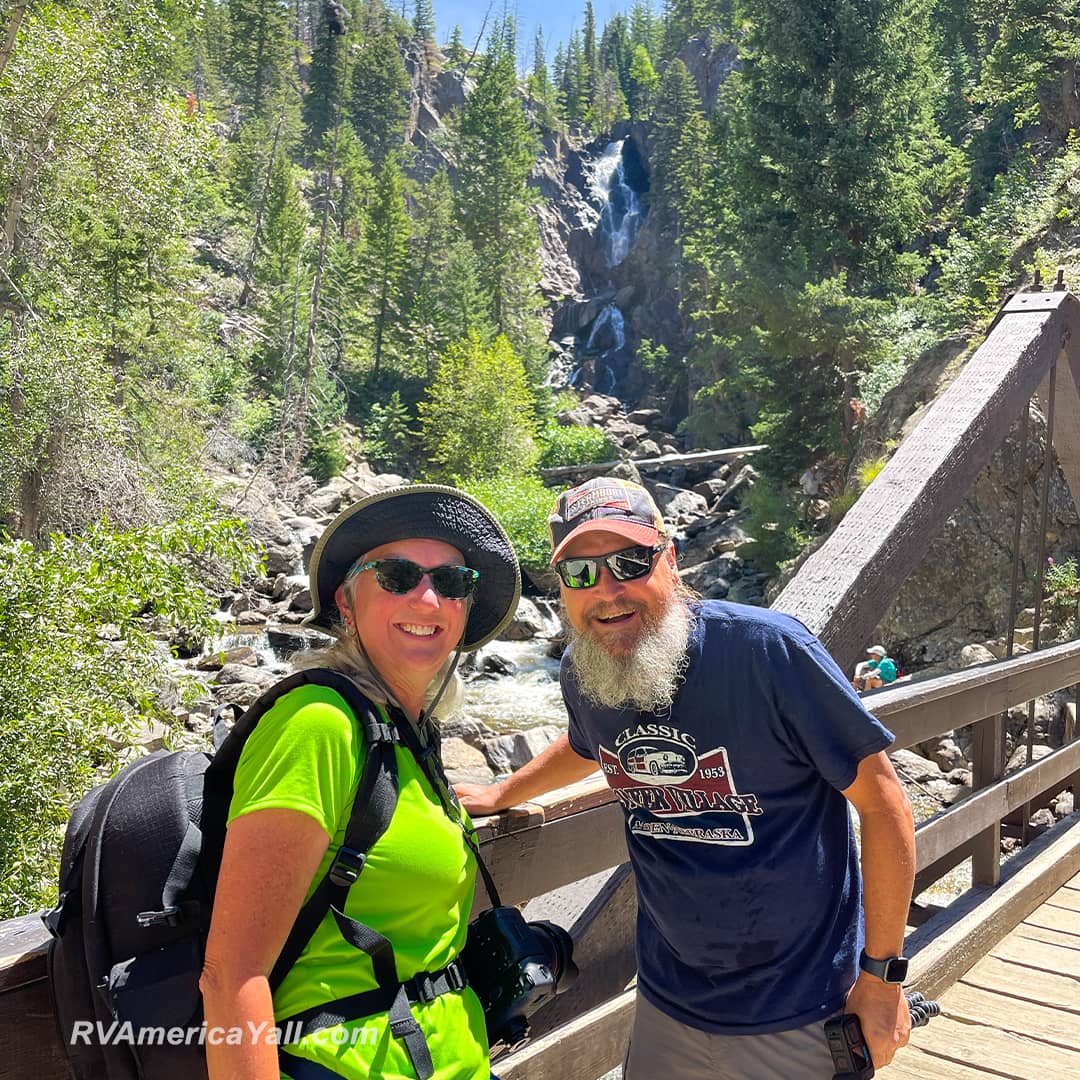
[200,485,520,1080]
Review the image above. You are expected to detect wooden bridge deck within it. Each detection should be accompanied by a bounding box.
[890,870,1080,1079]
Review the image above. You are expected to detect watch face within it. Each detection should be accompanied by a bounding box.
[885,957,909,983]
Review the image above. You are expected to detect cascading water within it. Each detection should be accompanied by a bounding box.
[588,140,642,268]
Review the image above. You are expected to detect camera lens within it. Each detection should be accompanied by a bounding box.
[528,920,579,991]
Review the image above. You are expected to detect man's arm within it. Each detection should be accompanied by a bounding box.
[840,750,916,1070]
[454,732,598,815]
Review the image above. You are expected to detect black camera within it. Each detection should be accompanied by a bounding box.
[462,906,579,1054]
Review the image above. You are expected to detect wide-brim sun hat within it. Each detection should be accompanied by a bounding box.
[304,484,521,651]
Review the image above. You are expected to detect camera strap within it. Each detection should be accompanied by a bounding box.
[394,704,504,908]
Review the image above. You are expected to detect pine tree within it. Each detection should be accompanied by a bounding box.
[583,1,599,106]
[630,0,662,56]
[691,0,941,475]
[418,333,539,482]
[589,68,629,132]
[445,24,467,65]
[361,156,410,371]
[599,14,632,104]
[628,44,659,118]
[303,3,349,156]
[254,152,309,374]
[455,41,545,374]
[412,0,435,41]
[348,28,410,166]
[226,0,292,118]
[651,59,708,225]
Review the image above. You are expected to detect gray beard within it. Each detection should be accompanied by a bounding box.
[566,596,694,713]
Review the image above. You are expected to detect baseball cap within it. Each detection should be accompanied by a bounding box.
[867,645,887,657]
[548,477,666,564]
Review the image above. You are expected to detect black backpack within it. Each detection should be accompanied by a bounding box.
[43,667,471,1080]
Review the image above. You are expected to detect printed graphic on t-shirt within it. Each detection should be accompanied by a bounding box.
[599,721,763,844]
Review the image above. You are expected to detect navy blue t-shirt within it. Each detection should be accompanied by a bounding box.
[561,600,894,1035]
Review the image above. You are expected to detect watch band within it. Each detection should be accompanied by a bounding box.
[859,949,908,984]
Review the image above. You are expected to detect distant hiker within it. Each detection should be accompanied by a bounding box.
[457,477,916,1078]
[854,644,898,691]
[202,486,519,1079]
[799,465,821,497]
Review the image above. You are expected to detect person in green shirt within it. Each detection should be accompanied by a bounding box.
[201,485,520,1080]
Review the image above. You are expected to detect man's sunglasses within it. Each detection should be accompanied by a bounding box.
[554,544,666,589]
[347,558,480,599]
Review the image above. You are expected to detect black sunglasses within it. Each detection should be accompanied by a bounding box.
[554,544,666,589]
[348,558,480,599]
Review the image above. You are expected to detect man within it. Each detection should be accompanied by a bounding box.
[457,477,915,1079]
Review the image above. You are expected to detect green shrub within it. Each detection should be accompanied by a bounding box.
[460,474,555,571]
[303,425,347,484]
[742,482,807,574]
[0,514,259,918]
[537,423,618,469]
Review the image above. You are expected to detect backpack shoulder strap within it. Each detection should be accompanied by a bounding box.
[267,671,401,991]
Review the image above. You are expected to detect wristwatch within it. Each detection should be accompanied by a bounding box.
[859,949,908,984]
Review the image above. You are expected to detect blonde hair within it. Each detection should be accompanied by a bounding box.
[292,561,466,721]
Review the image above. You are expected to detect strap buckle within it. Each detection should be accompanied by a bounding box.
[329,846,366,887]
[412,972,436,1004]
[389,1013,422,1038]
[445,960,466,991]
[136,905,182,928]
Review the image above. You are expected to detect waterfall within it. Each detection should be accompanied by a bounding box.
[582,303,623,394]
[588,140,642,268]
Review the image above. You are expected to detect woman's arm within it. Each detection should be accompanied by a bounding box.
[200,807,331,1080]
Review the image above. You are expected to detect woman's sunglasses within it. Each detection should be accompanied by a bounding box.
[554,544,666,589]
[347,558,480,599]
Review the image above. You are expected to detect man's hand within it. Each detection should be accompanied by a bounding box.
[454,780,510,817]
[844,974,911,1069]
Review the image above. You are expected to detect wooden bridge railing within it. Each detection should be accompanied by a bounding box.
[1,613,1079,1080]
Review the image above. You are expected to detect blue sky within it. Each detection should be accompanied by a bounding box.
[429,1,640,68]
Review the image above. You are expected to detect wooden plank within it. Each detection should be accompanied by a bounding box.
[475,800,628,910]
[963,953,1080,1013]
[1011,922,1080,950]
[940,980,1080,1052]
[774,291,1080,674]
[1026,900,1080,936]
[991,933,1080,977]
[497,986,635,1080]
[882,1048,997,1079]
[0,914,49,994]
[913,740,1080,873]
[1048,886,1080,913]
[906,813,1080,999]
[905,1014,1080,1078]
[866,638,1080,750]
[1039,339,1080,512]
[0,976,69,1080]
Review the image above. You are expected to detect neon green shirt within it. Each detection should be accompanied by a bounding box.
[228,683,488,1079]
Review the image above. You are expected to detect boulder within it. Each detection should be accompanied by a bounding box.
[501,597,548,641]
[212,681,267,707]
[215,663,276,687]
[928,737,967,773]
[195,646,258,671]
[648,483,709,525]
[440,717,498,750]
[889,748,944,784]
[482,726,563,774]
[440,737,496,785]
[1005,743,1054,773]
[958,643,997,668]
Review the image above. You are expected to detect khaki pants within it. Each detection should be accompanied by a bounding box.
[624,989,840,1080]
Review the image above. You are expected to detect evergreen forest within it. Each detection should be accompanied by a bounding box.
[3,0,1080,913]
